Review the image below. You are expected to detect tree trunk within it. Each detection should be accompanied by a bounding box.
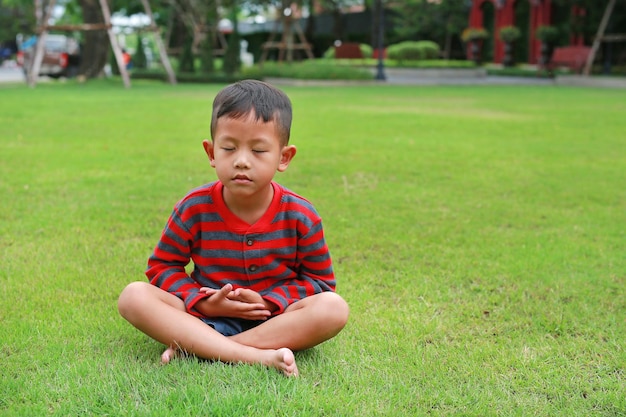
[78,0,110,78]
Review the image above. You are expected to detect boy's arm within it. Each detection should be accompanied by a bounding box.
[261,220,336,315]
[146,209,209,317]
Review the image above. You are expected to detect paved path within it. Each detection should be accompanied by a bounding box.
[271,67,626,88]
[0,65,26,83]
[0,61,55,84]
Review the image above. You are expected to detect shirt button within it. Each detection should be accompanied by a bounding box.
[249,265,258,272]
[247,239,253,246]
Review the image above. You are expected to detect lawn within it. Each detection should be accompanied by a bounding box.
[0,79,624,416]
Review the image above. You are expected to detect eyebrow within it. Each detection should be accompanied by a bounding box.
[215,136,275,146]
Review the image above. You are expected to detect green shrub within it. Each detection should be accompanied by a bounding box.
[359,43,373,59]
[499,26,521,43]
[386,41,441,62]
[387,42,420,61]
[416,41,440,59]
[322,47,333,59]
[535,25,560,44]
[461,27,489,43]
[243,60,373,80]
[133,34,148,69]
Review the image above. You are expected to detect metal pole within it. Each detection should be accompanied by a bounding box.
[375,0,386,81]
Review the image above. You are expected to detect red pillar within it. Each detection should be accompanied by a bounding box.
[496,0,517,63]
[528,0,552,64]
[571,5,586,46]
[468,0,485,27]
[468,0,502,63]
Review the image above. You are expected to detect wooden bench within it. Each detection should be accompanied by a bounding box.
[550,46,592,73]
[334,43,363,59]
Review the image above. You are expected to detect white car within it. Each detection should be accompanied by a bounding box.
[16,34,81,78]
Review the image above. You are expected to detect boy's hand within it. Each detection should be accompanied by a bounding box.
[228,288,278,313]
[197,284,272,320]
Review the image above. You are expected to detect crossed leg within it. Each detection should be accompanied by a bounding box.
[117,282,349,377]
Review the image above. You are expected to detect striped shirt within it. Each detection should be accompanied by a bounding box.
[146,181,335,317]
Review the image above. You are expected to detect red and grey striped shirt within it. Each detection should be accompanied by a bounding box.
[146,181,335,317]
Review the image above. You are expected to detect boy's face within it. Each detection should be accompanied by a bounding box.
[203,111,296,204]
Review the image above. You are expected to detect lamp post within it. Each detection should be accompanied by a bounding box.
[375,0,386,81]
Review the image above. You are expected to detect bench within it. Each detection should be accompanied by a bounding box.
[334,43,363,59]
[550,46,592,73]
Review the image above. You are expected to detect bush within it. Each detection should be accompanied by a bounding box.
[243,60,373,80]
[499,26,521,43]
[461,27,489,43]
[535,25,560,44]
[416,41,440,59]
[386,41,441,62]
[133,34,148,69]
[360,44,373,59]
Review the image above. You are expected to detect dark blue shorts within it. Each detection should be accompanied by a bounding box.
[198,316,264,337]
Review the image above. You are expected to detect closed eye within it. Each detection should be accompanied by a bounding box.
[252,149,268,153]
[221,147,235,151]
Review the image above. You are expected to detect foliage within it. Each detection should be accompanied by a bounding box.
[388,0,470,46]
[359,43,373,59]
[179,32,195,73]
[416,40,440,59]
[461,27,489,43]
[1,81,625,416]
[0,1,34,46]
[199,2,219,75]
[318,57,476,69]
[535,25,560,44]
[131,68,250,83]
[387,40,441,61]
[133,34,148,70]
[498,26,521,43]
[223,3,241,76]
[243,60,373,80]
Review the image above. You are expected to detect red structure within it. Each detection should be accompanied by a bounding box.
[468,0,556,64]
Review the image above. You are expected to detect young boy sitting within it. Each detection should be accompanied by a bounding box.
[118,80,349,377]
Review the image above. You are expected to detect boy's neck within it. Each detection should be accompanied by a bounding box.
[222,183,275,226]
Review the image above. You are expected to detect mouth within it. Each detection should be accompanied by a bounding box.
[232,175,252,183]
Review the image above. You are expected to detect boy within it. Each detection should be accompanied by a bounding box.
[118,80,349,377]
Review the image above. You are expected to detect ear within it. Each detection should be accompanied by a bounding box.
[202,139,216,168]
[277,145,297,172]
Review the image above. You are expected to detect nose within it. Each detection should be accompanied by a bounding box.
[233,150,250,169]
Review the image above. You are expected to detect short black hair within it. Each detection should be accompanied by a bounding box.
[210,80,292,145]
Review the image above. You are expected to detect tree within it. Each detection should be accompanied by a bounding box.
[317,0,365,42]
[0,0,34,48]
[199,0,218,74]
[388,0,471,59]
[77,0,110,78]
[222,0,240,75]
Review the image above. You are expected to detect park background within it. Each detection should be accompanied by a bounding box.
[2,1,626,83]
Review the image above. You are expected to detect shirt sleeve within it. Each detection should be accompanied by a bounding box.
[261,219,336,315]
[145,207,208,317]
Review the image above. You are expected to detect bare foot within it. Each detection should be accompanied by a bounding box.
[267,348,299,377]
[161,345,297,377]
[161,346,177,365]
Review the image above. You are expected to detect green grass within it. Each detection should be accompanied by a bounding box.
[1,79,625,416]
